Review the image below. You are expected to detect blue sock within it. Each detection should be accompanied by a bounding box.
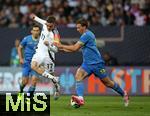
[27,85,36,98]
[76,81,84,97]
[112,82,124,97]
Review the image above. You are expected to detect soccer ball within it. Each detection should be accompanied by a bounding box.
[70,98,80,108]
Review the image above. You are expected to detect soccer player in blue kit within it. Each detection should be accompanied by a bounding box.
[18,24,40,101]
[56,19,129,107]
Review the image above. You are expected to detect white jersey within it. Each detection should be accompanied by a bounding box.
[32,16,60,73]
[34,16,54,56]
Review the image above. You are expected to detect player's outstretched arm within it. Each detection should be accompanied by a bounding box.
[56,42,82,52]
[30,13,46,25]
[48,44,58,53]
[62,48,73,52]
[44,41,58,53]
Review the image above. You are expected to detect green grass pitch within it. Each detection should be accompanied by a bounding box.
[50,96,150,116]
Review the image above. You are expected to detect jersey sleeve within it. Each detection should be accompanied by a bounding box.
[34,16,46,25]
[78,33,89,45]
[20,37,27,47]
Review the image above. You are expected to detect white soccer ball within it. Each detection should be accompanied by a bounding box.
[70,98,80,108]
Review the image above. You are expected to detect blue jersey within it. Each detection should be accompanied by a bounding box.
[79,30,104,64]
[20,35,38,62]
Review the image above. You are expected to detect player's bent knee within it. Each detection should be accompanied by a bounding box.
[31,64,36,70]
[31,61,38,71]
[75,68,88,81]
[75,76,83,81]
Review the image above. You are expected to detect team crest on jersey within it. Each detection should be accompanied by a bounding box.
[100,69,106,74]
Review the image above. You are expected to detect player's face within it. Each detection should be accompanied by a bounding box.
[76,24,86,34]
[31,27,40,39]
[46,22,54,31]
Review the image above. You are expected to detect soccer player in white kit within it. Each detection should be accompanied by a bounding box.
[30,14,60,100]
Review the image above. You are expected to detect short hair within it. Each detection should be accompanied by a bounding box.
[32,23,41,30]
[76,18,89,28]
[46,16,56,23]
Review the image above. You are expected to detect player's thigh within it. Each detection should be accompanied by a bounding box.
[77,63,92,80]
[94,63,107,79]
[75,67,88,81]
[43,57,55,73]
[31,60,38,69]
[31,52,44,68]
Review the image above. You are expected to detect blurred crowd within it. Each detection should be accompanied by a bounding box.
[0,0,150,28]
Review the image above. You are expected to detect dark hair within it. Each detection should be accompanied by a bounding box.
[46,16,56,23]
[76,18,89,28]
[32,23,41,30]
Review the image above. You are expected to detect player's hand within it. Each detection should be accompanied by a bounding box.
[44,41,49,46]
[54,43,63,49]
[30,13,36,19]
[19,58,24,64]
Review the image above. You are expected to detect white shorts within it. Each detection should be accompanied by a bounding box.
[32,52,55,73]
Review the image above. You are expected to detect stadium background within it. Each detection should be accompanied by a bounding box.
[0,0,150,116]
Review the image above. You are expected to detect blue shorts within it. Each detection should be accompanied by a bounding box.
[81,63,107,79]
[22,62,40,78]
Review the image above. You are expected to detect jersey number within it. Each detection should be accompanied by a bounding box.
[47,63,53,72]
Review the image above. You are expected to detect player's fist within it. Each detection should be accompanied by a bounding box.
[44,41,49,46]
[55,43,63,49]
[30,13,36,19]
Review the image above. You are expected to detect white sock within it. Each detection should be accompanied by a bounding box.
[42,70,54,79]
